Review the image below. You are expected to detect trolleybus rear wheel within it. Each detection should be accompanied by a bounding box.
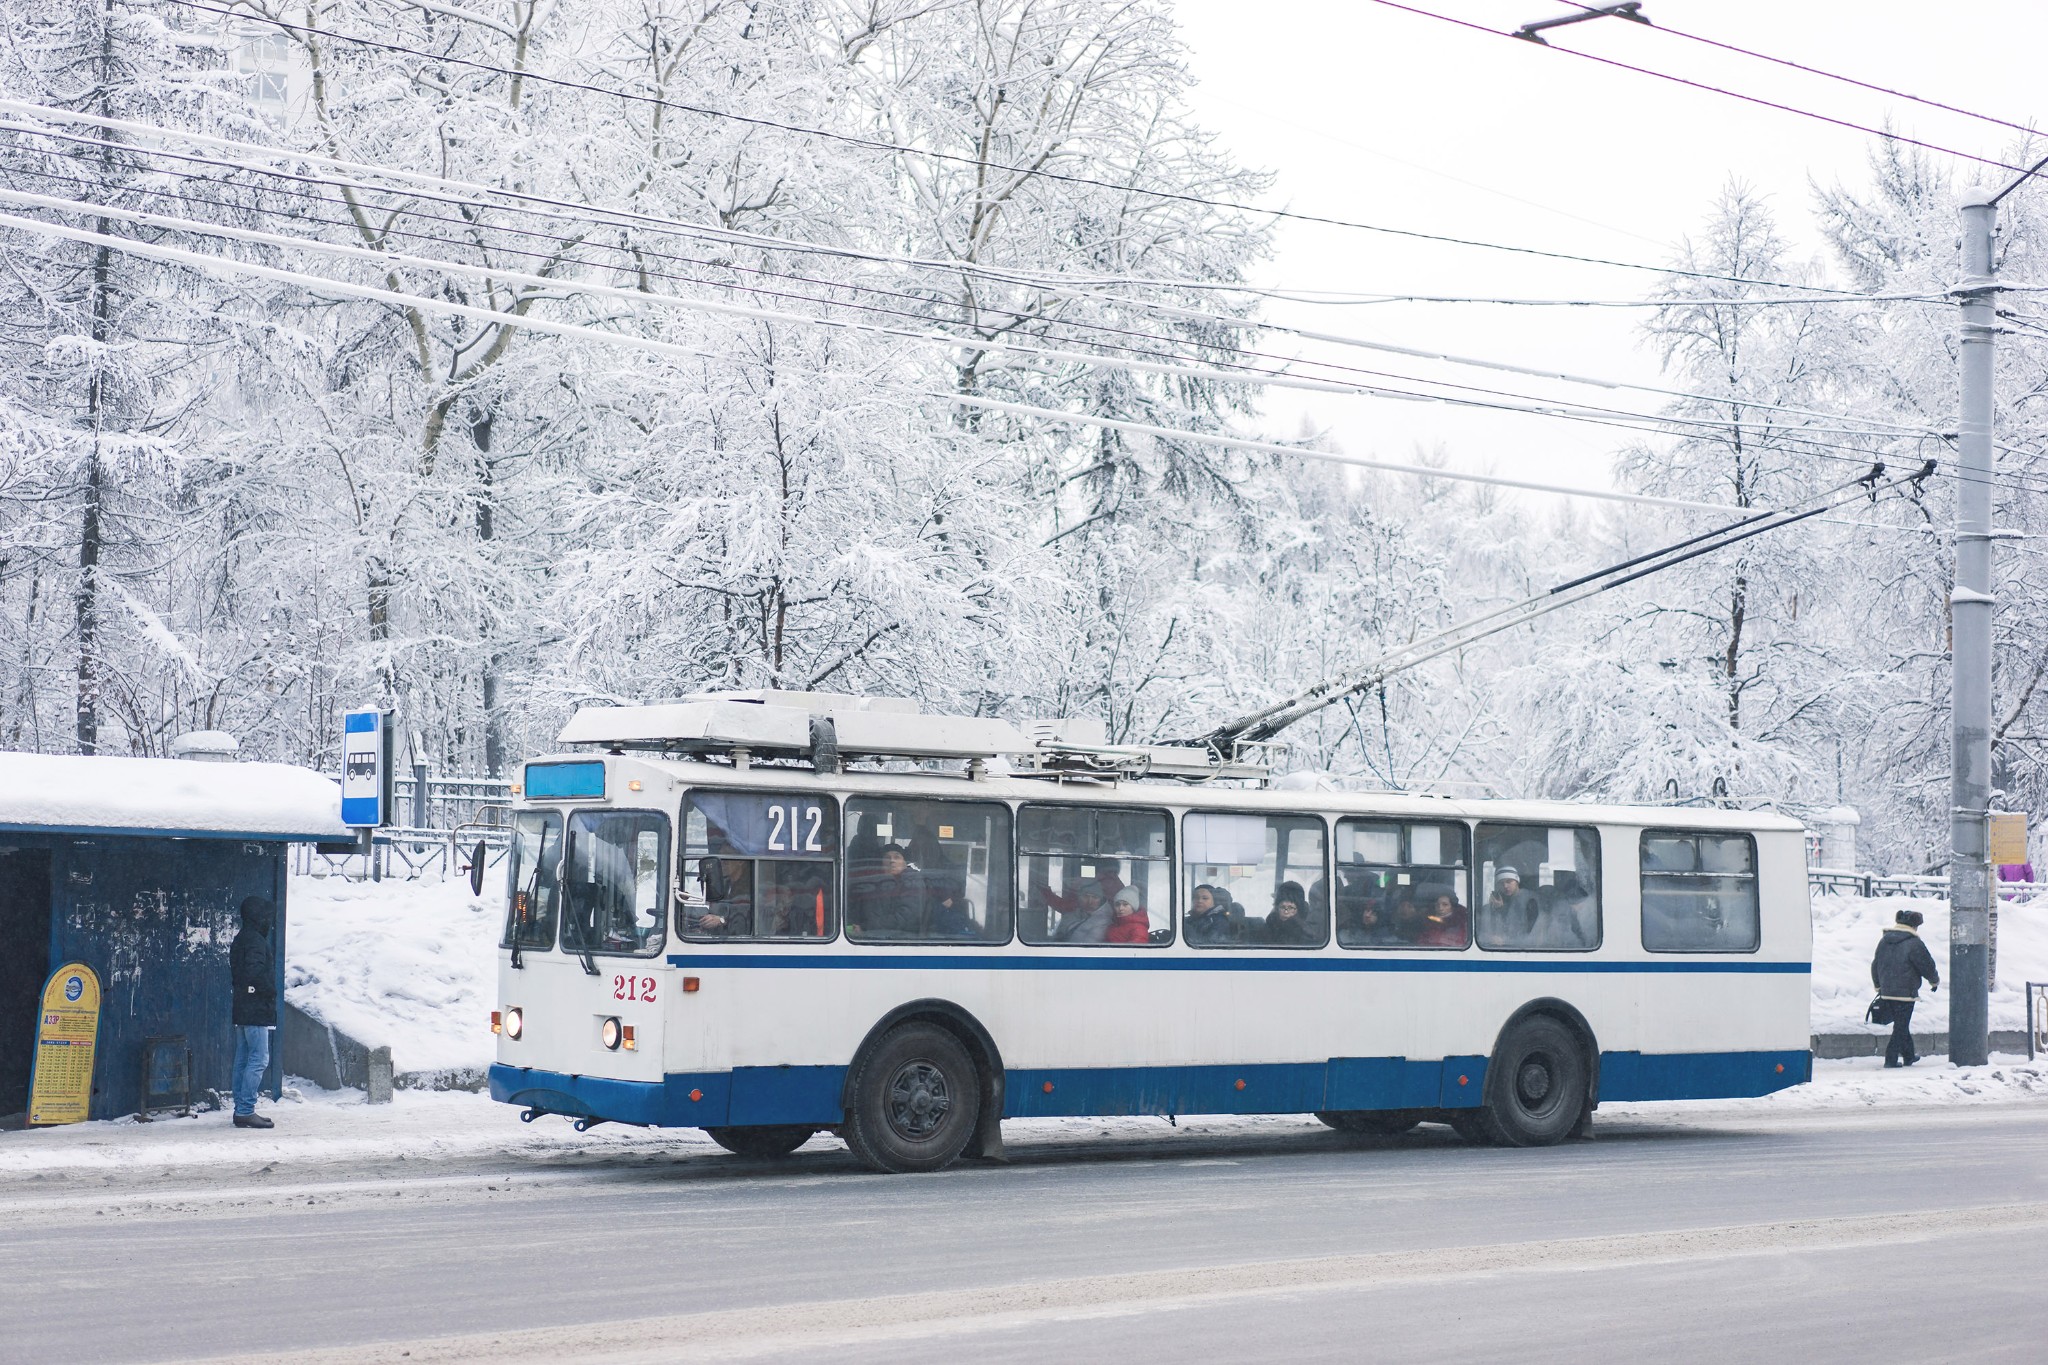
[842,1022,980,1174]
[702,1125,816,1159]
[1314,1109,1423,1136]
[1476,1015,1588,1147]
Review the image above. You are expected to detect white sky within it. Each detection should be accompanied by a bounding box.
[1170,0,2048,498]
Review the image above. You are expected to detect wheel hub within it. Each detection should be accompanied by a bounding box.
[887,1060,952,1139]
[1517,1054,1555,1107]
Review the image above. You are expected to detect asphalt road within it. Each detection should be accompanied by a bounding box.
[2,1105,2045,1363]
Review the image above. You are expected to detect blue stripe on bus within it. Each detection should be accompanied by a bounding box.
[662,952,1809,974]
[488,1048,1810,1131]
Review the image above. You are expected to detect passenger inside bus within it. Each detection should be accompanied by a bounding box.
[1416,892,1471,948]
[1105,886,1150,943]
[1051,877,1114,942]
[1258,882,1316,945]
[1185,884,1241,944]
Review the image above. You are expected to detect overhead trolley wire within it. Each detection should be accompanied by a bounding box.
[16,180,2020,501]
[1559,1,2044,142]
[152,0,1884,298]
[0,100,1944,319]
[0,200,1824,517]
[13,171,2040,502]
[1368,0,2037,178]
[0,121,1965,456]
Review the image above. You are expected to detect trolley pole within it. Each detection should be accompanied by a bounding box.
[1949,191,1998,1068]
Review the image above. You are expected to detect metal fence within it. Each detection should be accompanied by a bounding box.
[1809,869,2048,900]
[292,772,514,884]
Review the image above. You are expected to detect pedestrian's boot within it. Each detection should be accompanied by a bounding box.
[234,1113,275,1129]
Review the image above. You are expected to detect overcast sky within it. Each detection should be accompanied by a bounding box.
[1169,0,2048,500]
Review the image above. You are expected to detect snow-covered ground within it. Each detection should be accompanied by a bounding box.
[279,875,2048,1083]
[285,872,500,1076]
[0,1056,2041,1182]
[1811,891,2048,1033]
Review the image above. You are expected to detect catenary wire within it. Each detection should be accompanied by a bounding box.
[0,99,1945,316]
[154,0,1886,298]
[14,182,2020,499]
[0,121,1975,457]
[1367,0,2037,177]
[14,178,2041,504]
[1561,1,2043,142]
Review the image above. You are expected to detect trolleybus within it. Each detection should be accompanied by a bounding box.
[487,692,1810,1172]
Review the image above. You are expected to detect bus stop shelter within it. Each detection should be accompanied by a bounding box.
[0,751,347,1123]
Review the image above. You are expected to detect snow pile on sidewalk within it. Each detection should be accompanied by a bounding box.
[1809,892,2048,1035]
[0,1058,2042,1180]
[285,874,499,1076]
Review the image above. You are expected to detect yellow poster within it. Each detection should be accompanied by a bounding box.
[1990,812,2030,868]
[28,963,102,1127]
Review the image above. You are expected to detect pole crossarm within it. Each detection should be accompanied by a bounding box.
[1182,461,1931,758]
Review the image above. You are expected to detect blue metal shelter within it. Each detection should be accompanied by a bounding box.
[0,753,346,1122]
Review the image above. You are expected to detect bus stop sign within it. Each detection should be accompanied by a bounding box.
[341,708,394,827]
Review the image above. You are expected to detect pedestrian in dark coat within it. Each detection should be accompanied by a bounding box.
[230,895,278,1127]
[1870,909,1940,1068]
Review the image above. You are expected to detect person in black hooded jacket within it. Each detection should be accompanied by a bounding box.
[1870,909,1940,1067]
[230,895,278,1128]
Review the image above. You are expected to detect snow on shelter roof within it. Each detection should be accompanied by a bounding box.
[0,751,349,842]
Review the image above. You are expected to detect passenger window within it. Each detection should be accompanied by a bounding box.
[1018,805,1172,946]
[561,811,669,956]
[845,797,1013,944]
[678,791,839,942]
[503,810,562,949]
[1333,819,1470,950]
[1183,812,1328,948]
[1641,830,1759,952]
[1474,823,1601,951]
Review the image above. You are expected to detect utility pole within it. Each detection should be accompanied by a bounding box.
[1949,190,1997,1068]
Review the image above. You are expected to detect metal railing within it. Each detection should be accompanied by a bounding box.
[1809,869,2048,900]
[292,819,512,884]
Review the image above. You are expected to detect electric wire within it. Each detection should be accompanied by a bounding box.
[14,180,2017,501]
[0,100,1946,316]
[0,201,1813,517]
[1561,1,2043,142]
[154,0,1887,298]
[1,121,1972,456]
[1369,0,2037,178]
[16,175,2044,502]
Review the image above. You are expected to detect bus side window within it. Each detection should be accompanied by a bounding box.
[677,791,840,942]
[503,810,562,951]
[1641,830,1759,952]
[1332,819,1470,950]
[845,797,1013,944]
[1183,812,1329,949]
[1474,823,1601,952]
[1017,805,1173,947]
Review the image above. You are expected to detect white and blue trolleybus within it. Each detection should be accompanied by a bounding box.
[488,692,1811,1172]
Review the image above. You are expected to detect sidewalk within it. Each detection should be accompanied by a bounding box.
[2,1056,2043,1186]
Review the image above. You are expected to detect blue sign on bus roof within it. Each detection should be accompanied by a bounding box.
[526,761,606,800]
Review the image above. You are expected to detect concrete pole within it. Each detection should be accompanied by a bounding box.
[1950,192,1998,1067]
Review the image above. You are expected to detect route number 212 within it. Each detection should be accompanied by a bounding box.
[613,975,656,1002]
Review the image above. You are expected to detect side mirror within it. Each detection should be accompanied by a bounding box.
[468,840,487,897]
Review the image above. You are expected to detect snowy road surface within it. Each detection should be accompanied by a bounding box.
[2,1082,2046,1362]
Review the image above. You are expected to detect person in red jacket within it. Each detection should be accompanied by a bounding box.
[1104,886,1151,943]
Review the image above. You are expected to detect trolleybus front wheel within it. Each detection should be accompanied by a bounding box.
[842,1022,980,1173]
[702,1125,817,1159]
[1314,1109,1423,1136]
[1470,1015,1589,1147]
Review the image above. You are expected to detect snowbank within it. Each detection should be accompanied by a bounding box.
[0,750,346,839]
[1810,891,2048,1034]
[285,874,499,1076]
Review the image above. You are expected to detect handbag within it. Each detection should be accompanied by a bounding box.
[1865,996,1900,1026]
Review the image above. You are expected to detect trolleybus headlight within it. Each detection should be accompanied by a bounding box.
[503,1007,523,1041]
[601,1016,623,1051]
